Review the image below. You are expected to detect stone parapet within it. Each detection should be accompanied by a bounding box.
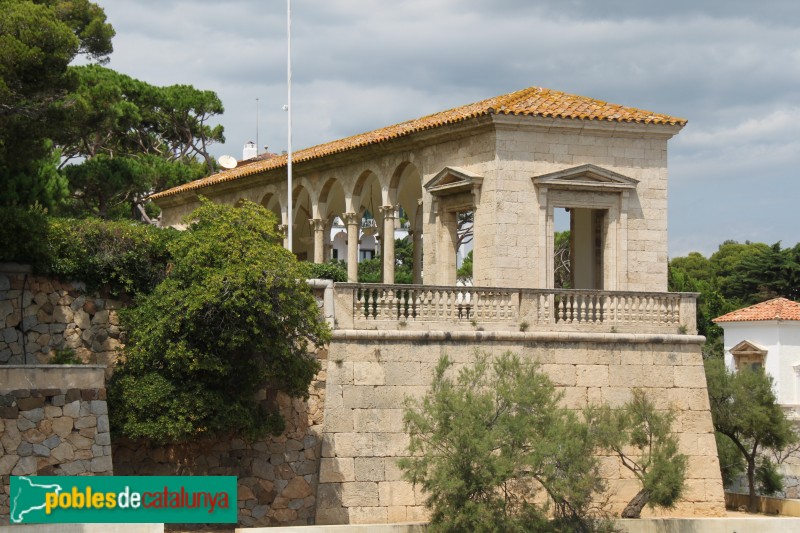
[334,283,699,335]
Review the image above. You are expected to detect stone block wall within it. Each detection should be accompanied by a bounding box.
[317,330,727,524]
[112,348,328,527]
[0,266,124,367]
[0,365,111,525]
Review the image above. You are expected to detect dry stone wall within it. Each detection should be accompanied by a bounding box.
[317,330,727,525]
[113,354,328,527]
[0,266,124,367]
[0,365,111,525]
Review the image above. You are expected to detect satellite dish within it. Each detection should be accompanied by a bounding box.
[219,155,237,169]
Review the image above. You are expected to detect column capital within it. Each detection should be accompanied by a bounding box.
[378,204,399,219]
[276,224,288,237]
[342,212,360,226]
[309,218,325,231]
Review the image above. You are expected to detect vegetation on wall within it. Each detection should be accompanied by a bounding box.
[308,259,347,282]
[0,205,174,296]
[109,200,330,444]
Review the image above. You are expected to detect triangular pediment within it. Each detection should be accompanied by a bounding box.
[533,164,638,192]
[425,166,483,196]
[730,339,768,356]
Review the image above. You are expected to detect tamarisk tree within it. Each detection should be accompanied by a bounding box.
[586,389,687,518]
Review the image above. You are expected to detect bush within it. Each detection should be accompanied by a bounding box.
[586,389,687,518]
[109,199,330,444]
[46,217,176,297]
[308,260,347,282]
[0,206,51,270]
[0,206,174,297]
[400,352,612,533]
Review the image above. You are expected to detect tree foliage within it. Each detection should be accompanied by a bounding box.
[0,3,222,217]
[554,230,571,289]
[586,389,686,518]
[109,200,330,444]
[669,240,800,358]
[0,0,114,209]
[400,352,612,533]
[704,358,796,511]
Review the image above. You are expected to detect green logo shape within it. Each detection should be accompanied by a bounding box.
[10,476,237,524]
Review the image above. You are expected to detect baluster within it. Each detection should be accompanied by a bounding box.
[580,294,587,323]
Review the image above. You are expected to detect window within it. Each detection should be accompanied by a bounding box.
[729,340,767,372]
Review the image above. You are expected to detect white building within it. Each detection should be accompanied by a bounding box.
[715,297,800,416]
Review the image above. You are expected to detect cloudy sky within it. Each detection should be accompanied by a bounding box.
[99,0,800,257]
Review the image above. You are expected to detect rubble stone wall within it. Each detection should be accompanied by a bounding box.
[0,365,111,525]
[0,266,124,367]
[112,352,328,528]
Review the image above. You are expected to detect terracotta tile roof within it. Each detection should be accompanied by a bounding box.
[150,86,687,200]
[713,298,800,323]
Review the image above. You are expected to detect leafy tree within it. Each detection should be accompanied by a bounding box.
[358,257,382,283]
[0,0,113,209]
[356,238,414,283]
[400,352,612,533]
[53,65,221,218]
[586,389,686,518]
[715,431,745,488]
[394,236,414,284]
[727,242,800,302]
[705,358,796,511]
[109,199,330,443]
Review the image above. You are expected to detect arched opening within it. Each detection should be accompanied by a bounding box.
[319,179,347,263]
[390,162,424,284]
[291,185,313,261]
[353,171,385,281]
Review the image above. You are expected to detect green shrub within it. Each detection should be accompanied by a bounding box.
[50,347,83,365]
[109,199,330,444]
[47,217,176,296]
[0,206,51,270]
[0,207,174,297]
[308,260,347,282]
[401,352,613,532]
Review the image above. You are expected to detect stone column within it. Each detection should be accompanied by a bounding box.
[277,224,289,250]
[412,199,423,284]
[379,205,397,284]
[342,212,359,282]
[323,217,334,262]
[310,218,325,264]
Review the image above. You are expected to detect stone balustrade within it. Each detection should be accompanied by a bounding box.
[333,284,698,334]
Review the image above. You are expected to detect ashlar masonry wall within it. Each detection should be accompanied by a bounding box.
[316,331,727,525]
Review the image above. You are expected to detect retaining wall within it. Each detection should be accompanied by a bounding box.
[0,365,111,525]
[0,266,124,367]
[317,330,727,524]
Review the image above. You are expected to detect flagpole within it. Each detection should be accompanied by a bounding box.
[286,0,293,253]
